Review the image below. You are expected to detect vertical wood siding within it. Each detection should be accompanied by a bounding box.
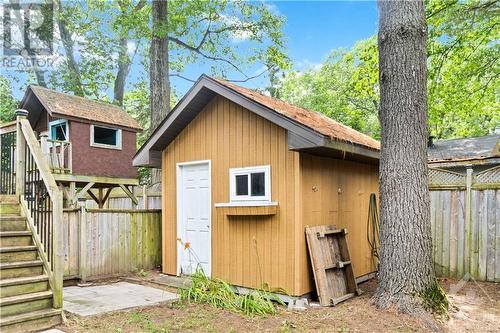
[298,154,379,295]
[62,209,161,280]
[162,95,300,294]
[430,189,499,282]
[161,95,380,296]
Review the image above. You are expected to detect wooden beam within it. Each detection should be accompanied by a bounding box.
[102,188,112,206]
[73,182,95,202]
[119,184,138,205]
[87,189,100,206]
[52,173,138,186]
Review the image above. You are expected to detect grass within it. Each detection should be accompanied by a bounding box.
[178,267,285,316]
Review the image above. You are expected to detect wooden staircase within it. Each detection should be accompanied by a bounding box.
[0,195,62,332]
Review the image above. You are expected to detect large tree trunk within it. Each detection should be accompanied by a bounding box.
[149,0,170,185]
[55,0,84,96]
[374,0,436,313]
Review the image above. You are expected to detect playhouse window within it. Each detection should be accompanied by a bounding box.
[230,165,271,202]
[90,125,122,149]
[49,120,68,141]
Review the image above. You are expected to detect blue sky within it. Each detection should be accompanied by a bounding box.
[171,0,379,97]
[7,1,379,100]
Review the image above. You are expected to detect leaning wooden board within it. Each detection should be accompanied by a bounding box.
[305,225,359,306]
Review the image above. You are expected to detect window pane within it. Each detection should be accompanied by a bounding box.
[235,174,248,195]
[51,123,67,141]
[251,172,265,196]
[94,126,117,146]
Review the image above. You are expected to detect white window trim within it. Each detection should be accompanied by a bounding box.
[90,124,122,150]
[48,119,69,141]
[229,165,271,203]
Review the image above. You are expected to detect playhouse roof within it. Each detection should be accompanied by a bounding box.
[428,134,500,166]
[21,86,142,131]
[134,75,380,167]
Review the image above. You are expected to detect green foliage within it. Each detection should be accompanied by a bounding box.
[0,76,17,124]
[280,37,380,139]
[419,279,449,315]
[179,267,285,316]
[281,1,499,140]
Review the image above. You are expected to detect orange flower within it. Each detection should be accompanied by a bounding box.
[184,242,190,250]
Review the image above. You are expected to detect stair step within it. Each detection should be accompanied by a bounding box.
[0,290,53,306]
[0,245,37,253]
[0,308,61,333]
[0,204,21,215]
[0,275,49,297]
[0,231,32,247]
[0,195,18,204]
[0,260,43,279]
[0,290,53,317]
[0,216,27,232]
[0,246,37,263]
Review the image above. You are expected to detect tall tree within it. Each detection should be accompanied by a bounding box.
[374,0,446,313]
[150,0,170,127]
[0,76,17,123]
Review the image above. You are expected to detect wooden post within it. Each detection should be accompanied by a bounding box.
[98,188,104,209]
[15,109,28,197]
[67,142,73,173]
[78,198,88,282]
[464,166,473,277]
[143,185,148,209]
[52,190,64,308]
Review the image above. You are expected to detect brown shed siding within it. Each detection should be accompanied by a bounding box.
[70,121,137,178]
[161,94,379,296]
[162,95,300,294]
[297,154,379,295]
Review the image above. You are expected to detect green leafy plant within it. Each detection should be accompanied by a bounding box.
[179,267,285,316]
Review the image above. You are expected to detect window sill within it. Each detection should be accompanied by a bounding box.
[214,202,278,216]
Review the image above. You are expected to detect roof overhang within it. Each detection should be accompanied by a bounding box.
[134,75,380,168]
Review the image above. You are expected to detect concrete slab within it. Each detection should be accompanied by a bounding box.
[63,281,178,316]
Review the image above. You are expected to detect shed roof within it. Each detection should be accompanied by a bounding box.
[22,86,141,131]
[213,78,380,151]
[428,135,500,165]
[134,75,380,167]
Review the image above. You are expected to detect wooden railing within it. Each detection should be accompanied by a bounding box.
[0,122,16,194]
[16,110,63,309]
[40,136,72,174]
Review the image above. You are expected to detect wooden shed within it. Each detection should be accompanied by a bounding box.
[134,75,380,297]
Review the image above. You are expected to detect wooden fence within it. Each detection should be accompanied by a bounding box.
[430,166,499,282]
[62,208,162,281]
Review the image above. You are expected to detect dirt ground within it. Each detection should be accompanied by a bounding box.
[58,274,499,333]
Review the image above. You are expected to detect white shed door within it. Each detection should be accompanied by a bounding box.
[177,162,211,277]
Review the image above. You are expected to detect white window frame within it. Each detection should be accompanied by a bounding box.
[90,124,122,150]
[229,165,271,203]
[48,119,69,142]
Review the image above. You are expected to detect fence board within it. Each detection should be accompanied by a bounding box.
[62,209,161,280]
[430,189,499,282]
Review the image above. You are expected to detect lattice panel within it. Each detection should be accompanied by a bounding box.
[429,168,465,186]
[476,166,500,184]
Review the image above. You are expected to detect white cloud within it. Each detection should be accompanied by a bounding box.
[127,41,136,55]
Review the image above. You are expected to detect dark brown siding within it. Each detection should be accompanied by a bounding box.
[70,121,137,178]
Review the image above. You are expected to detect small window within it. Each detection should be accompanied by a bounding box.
[90,125,122,149]
[49,120,68,141]
[230,165,271,203]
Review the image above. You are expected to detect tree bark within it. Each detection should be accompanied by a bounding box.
[55,0,84,96]
[150,0,170,126]
[149,0,170,185]
[374,0,435,313]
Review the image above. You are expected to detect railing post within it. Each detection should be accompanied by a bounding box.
[52,190,64,308]
[464,166,473,277]
[15,109,28,198]
[78,198,88,282]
